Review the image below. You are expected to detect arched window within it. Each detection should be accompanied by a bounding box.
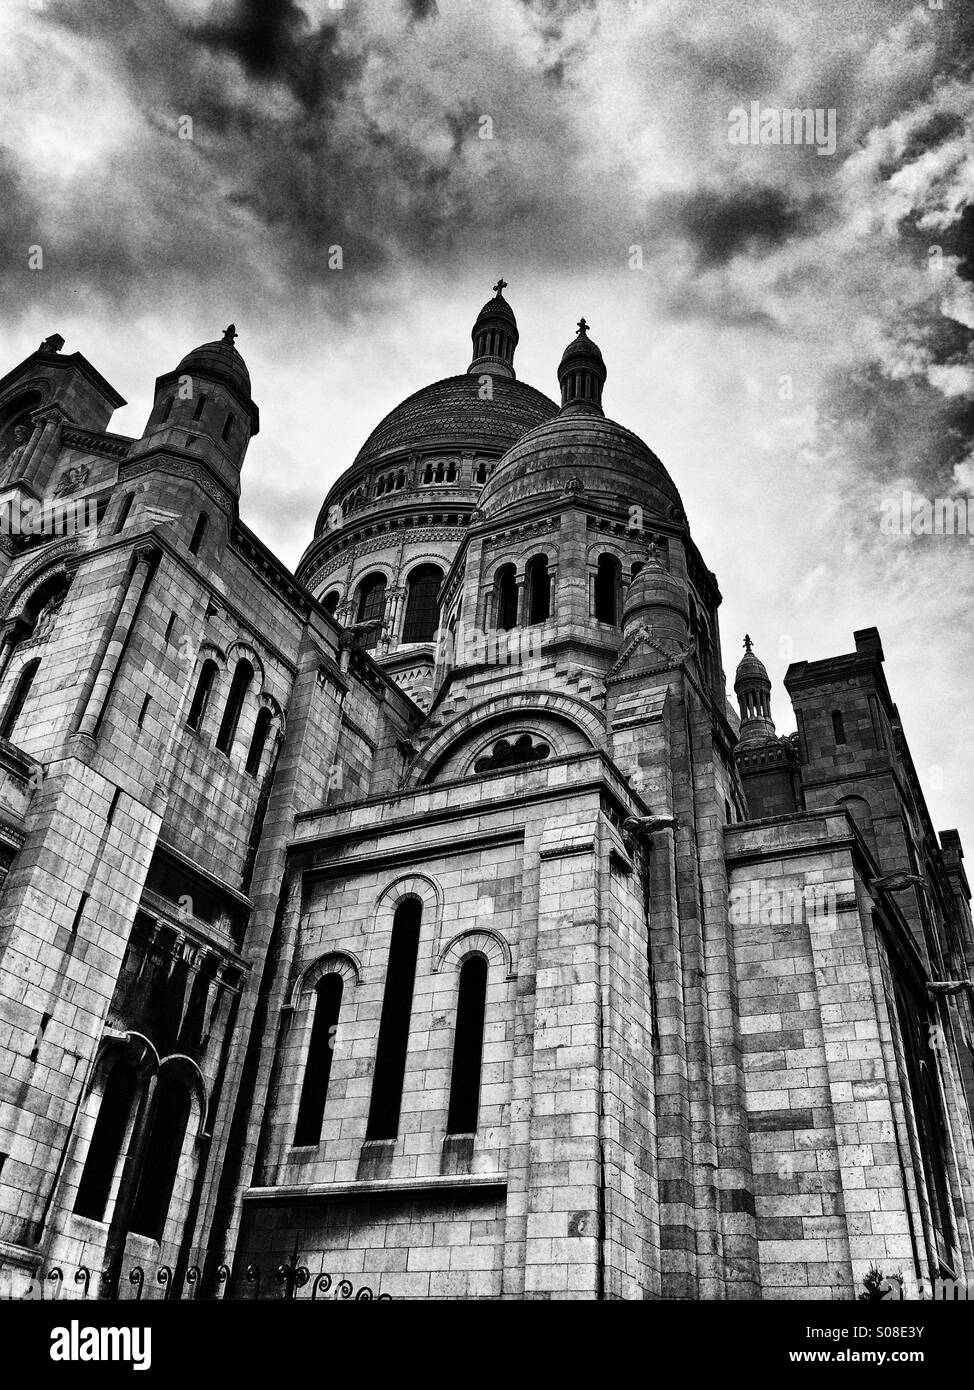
[189,513,208,556]
[631,561,644,579]
[0,659,40,741]
[366,897,422,1140]
[186,659,218,732]
[294,972,344,1145]
[74,1061,138,1222]
[474,462,487,485]
[447,955,488,1134]
[355,574,387,650]
[322,590,340,616]
[594,554,620,624]
[526,555,550,624]
[473,733,550,774]
[216,660,253,753]
[494,564,517,631]
[129,1077,192,1241]
[245,706,273,776]
[832,710,846,745]
[402,565,443,643]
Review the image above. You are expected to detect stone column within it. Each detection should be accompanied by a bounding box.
[515,577,527,627]
[76,543,158,739]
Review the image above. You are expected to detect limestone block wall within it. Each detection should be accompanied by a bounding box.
[233,753,658,1299]
[726,810,928,1299]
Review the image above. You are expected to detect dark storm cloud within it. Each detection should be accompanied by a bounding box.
[672,186,812,269]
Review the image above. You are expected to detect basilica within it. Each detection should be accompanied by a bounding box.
[0,287,971,1300]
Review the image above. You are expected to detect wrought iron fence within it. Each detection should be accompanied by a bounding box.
[2,1259,391,1301]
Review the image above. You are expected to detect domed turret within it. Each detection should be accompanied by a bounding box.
[132,324,259,496]
[557,318,606,416]
[468,279,519,381]
[175,325,253,399]
[734,635,777,746]
[622,540,689,647]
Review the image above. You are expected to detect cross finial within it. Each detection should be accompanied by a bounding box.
[577,316,589,334]
[743,633,753,653]
[492,278,507,295]
[222,323,238,345]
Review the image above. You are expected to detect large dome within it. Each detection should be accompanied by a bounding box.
[350,374,557,468]
[478,412,684,523]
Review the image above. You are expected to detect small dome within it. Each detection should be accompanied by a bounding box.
[176,325,251,398]
[479,411,683,524]
[735,637,770,690]
[624,549,687,619]
[474,292,517,328]
[559,323,605,368]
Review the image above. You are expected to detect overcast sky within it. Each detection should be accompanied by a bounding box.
[3,0,973,853]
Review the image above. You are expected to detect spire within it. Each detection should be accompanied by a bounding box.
[734,635,776,746]
[467,281,518,380]
[557,317,606,416]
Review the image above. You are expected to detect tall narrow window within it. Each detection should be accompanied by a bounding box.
[366,898,422,1139]
[402,565,443,643]
[322,590,340,616]
[129,1078,191,1241]
[74,1061,138,1221]
[113,493,134,535]
[832,709,846,745]
[0,659,40,741]
[526,555,550,624]
[216,659,253,753]
[355,574,387,650]
[495,564,517,631]
[294,973,344,1145]
[447,955,488,1134]
[191,393,207,423]
[159,395,174,423]
[594,554,620,624]
[221,411,233,441]
[186,659,218,732]
[189,513,208,556]
[245,706,272,776]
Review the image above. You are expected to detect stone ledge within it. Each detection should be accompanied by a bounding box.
[242,1173,508,1204]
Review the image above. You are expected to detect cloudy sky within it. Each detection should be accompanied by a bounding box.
[2,0,973,851]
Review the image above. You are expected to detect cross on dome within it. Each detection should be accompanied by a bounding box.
[743,633,753,653]
[577,317,590,334]
[222,323,238,345]
[493,278,508,295]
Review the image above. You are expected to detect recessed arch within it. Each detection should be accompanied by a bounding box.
[407,690,604,786]
[291,949,363,1007]
[434,927,515,979]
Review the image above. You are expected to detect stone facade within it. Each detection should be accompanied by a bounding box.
[0,299,971,1301]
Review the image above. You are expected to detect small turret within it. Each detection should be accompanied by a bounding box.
[734,635,776,746]
[622,540,689,647]
[131,325,259,497]
[467,280,518,380]
[557,318,606,416]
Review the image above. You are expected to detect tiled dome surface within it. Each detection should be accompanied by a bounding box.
[351,375,557,466]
